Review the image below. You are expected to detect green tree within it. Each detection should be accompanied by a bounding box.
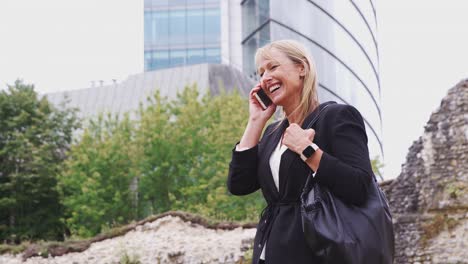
[58,113,138,237]
[168,87,265,220]
[0,80,79,242]
[136,85,265,221]
[59,85,266,238]
[371,155,385,181]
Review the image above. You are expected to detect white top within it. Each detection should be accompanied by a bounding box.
[235,139,316,260]
[269,138,289,191]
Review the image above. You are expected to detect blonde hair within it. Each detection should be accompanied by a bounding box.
[255,39,319,125]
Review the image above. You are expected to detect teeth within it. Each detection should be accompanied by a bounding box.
[269,84,281,93]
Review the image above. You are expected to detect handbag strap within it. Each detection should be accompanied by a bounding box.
[304,102,334,130]
[302,102,335,191]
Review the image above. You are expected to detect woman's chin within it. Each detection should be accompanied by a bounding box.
[269,93,282,105]
[271,96,285,107]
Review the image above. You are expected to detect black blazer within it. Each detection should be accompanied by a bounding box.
[227,102,374,264]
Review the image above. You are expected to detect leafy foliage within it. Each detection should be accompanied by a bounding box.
[371,155,385,181]
[59,85,265,237]
[58,114,138,237]
[0,80,79,242]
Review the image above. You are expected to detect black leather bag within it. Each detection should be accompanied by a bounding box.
[300,105,394,264]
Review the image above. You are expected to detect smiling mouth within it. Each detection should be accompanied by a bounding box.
[269,84,281,93]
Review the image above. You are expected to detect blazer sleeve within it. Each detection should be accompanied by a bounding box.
[227,143,260,195]
[227,123,276,196]
[314,105,373,205]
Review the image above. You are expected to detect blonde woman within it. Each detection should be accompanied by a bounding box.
[227,40,373,263]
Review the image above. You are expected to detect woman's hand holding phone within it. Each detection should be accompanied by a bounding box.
[248,84,276,124]
[237,84,277,149]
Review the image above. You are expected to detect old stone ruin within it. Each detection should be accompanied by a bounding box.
[381,79,468,263]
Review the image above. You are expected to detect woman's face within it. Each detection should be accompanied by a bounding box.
[257,48,304,109]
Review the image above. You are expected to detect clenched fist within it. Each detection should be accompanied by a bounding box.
[282,123,315,155]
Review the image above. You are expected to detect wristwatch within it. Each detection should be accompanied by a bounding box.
[300,143,319,161]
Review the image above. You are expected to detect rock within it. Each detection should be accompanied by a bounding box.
[0,214,256,264]
[381,79,468,264]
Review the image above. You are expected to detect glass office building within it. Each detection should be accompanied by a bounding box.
[144,0,222,71]
[242,0,383,159]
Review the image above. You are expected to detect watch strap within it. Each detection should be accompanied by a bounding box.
[300,143,319,161]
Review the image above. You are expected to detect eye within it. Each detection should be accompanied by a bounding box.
[271,65,278,70]
[259,72,264,77]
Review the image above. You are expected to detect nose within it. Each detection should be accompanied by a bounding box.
[260,71,272,88]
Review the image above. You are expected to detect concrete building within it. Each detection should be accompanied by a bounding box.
[46,64,253,120]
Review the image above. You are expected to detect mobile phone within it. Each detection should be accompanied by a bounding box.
[254,89,273,110]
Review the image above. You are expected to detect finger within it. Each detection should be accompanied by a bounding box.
[307,128,315,140]
[266,103,277,112]
[250,84,263,96]
[289,123,299,129]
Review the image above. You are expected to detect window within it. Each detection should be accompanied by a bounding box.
[170,49,186,67]
[169,0,186,6]
[187,9,204,45]
[187,49,204,64]
[144,1,222,70]
[151,0,169,7]
[169,10,186,45]
[153,50,169,69]
[204,9,220,44]
[206,48,220,63]
[144,12,153,45]
[154,11,169,45]
[144,51,153,70]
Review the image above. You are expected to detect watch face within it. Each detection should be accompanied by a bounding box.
[302,145,316,158]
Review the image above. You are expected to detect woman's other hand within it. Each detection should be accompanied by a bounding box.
[283,123,315,155]
[248,84,276,124]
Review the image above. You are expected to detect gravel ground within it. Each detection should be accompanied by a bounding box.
[0,215,256,264]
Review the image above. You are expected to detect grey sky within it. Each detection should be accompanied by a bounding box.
[0,0,467,179]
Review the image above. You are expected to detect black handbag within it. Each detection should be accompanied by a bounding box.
[300,104,394,264]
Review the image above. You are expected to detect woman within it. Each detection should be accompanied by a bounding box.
[227,40,374,264]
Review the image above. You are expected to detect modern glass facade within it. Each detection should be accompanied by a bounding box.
[144,0,221,71]
[242,0,383,159]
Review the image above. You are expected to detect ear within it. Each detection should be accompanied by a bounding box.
[298,64,306,77]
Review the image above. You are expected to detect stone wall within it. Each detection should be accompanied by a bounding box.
[380,79,468,264]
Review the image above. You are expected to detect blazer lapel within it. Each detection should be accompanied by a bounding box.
[260,119,288,199]
[278,148,296,195]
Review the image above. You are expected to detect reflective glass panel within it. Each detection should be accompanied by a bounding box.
[205,48,221,63]
[144,51,152,70]
[153,50,169,69]
[169,0,186,7]
[242,23,270,78]
[204,9,220,44]
[269,5,380,101]
[170,49,186,66]
[242,0,270,39]
[151,0,169,7]
[144,12,153,45]
[154,11,169,45]
[187,9,204,45]
[187,48,204,64]
[313,0,378,67]
[169,10,186,45]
